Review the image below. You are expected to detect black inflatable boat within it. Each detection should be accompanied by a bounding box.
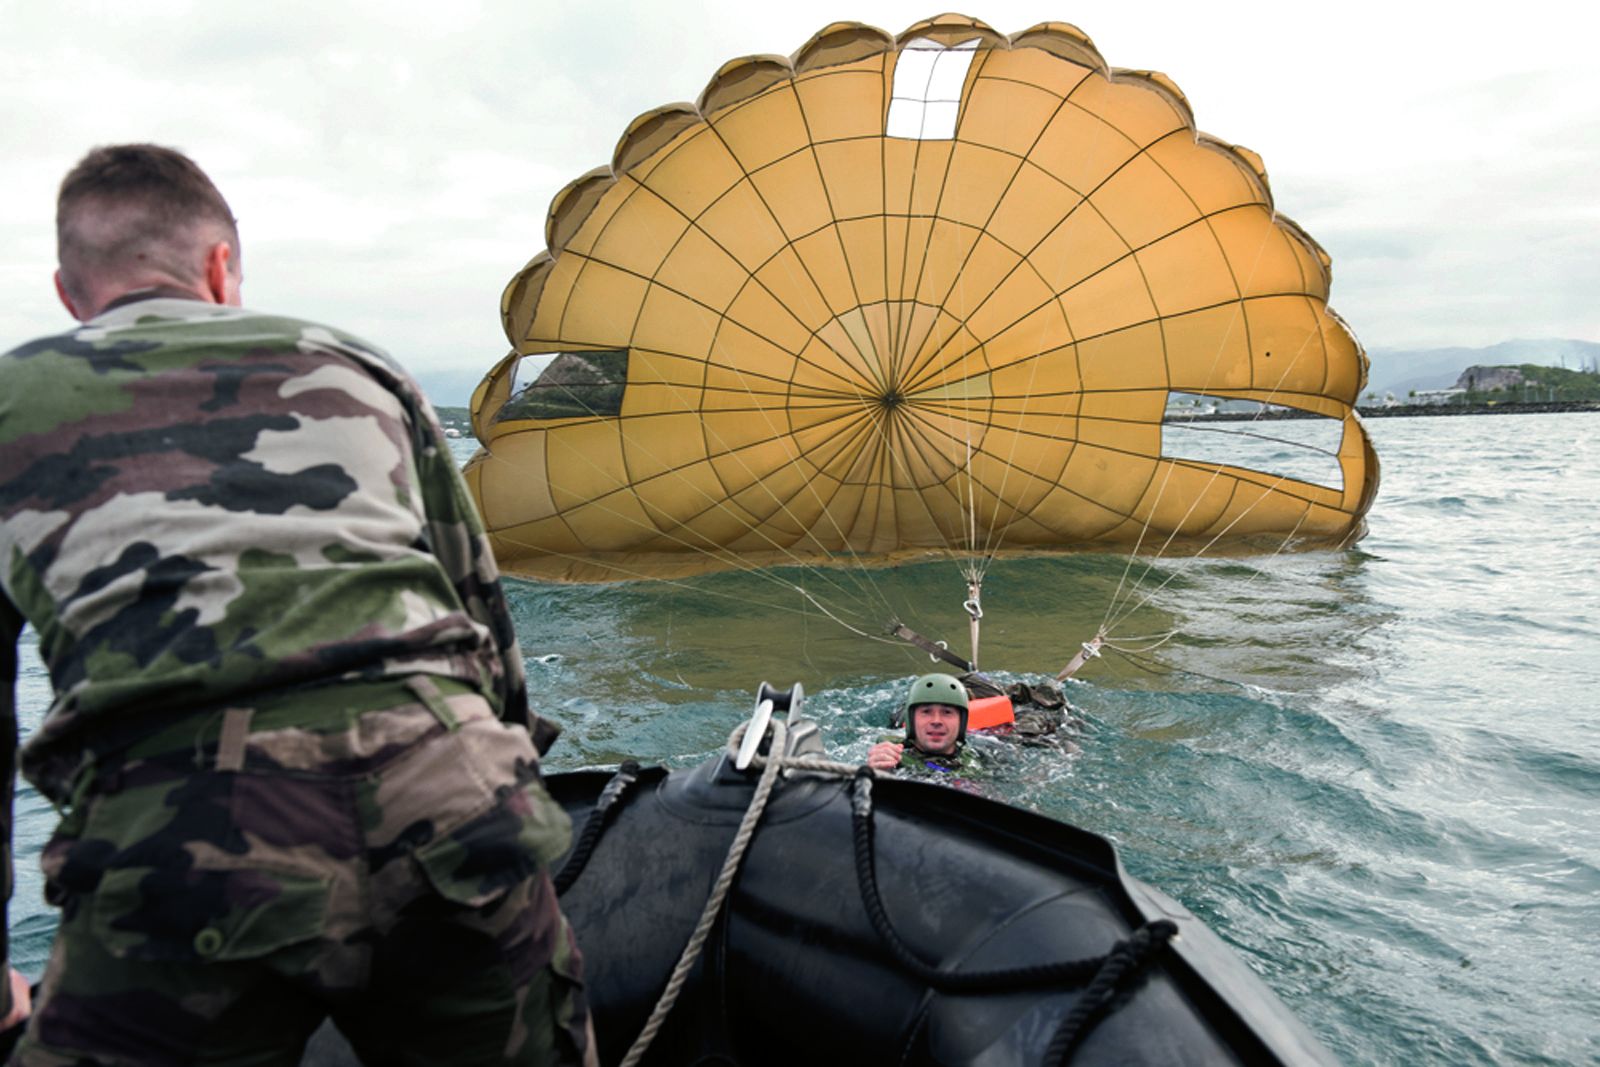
[528,683,1337,1066]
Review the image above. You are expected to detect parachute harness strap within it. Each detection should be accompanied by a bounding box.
[1055,631,1105,682]
[553,760,642,896]
[618,722,789,1067]
[965,578,983,670]
[849,772,1179,1061]
[888,622,973,672]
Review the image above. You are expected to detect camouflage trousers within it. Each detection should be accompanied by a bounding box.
[12,676,596,1066]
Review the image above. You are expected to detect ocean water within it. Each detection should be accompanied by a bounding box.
[9,412,1599,1065]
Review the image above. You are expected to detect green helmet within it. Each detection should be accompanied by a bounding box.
[900,673,970,744]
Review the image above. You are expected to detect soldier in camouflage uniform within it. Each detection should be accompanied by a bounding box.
[0,144,595,1064]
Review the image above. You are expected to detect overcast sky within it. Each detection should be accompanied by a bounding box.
[4,1,1596,403]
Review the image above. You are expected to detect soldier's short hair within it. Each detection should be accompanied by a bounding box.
[56,144,239,304]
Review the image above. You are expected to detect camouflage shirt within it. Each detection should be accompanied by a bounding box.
[881,735,981,776]
[0,292,532,802]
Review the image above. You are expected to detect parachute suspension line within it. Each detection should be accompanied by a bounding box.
[992,110,1145,675]
[952,432,984,668]
[790,583,905,644]
[1100,301,1317,633]
[1101,507,1315,653]
[865,407,999,666]
[969,308,1061,579]
[1099,455,1318,640]
[1068,459,1202,678]
[1105,630,1180,655]
[710,393,926,626]
[1097,195,1327,640]
[1059,626,1194,681]
[491,533,903,647]
[1101,456,1183,631]
[1101,469,1307,636]
[870,383,983,588]
[1096,328,1322,654]
[963,433,984,583]
[1079,629,1181,678]
[1033,129,1204,673]
[493,493,886,636]
[892,421,997,670]
[1104,298,1332,630]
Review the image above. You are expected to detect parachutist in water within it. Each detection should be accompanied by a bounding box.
[866,673,1082,783]
[867,673,981,776]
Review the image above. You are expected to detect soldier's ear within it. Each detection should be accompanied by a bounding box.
[204,242,241,306]
[54,270,87,322]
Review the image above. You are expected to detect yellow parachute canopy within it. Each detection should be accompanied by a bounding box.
[467,14,1379,582]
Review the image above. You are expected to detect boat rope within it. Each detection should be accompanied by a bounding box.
[616,722,789,1067]
[848,770,1176,993]
[1043,918,1181,1065]
[553,760,642,896]
[851,769,1179,1061]
[558,747,875,904]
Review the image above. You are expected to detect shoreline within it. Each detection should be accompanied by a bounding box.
[1168,401,1600,423]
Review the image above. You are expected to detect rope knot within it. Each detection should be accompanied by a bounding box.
[850,771,874,820]
[1123,918,1178,958]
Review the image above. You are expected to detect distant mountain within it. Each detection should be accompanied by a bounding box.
[413,366,488,410]
[1365,339,1600,400]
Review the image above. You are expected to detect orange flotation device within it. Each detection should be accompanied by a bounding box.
[968,693,1015,731]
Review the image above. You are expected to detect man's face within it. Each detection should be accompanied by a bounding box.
[910,703,961,754]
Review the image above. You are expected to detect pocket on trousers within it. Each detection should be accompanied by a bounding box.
[90,864,332,963]
[412,782,571,908]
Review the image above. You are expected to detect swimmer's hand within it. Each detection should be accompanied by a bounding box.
[1,967,30,1028]
[867,741,903,772]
